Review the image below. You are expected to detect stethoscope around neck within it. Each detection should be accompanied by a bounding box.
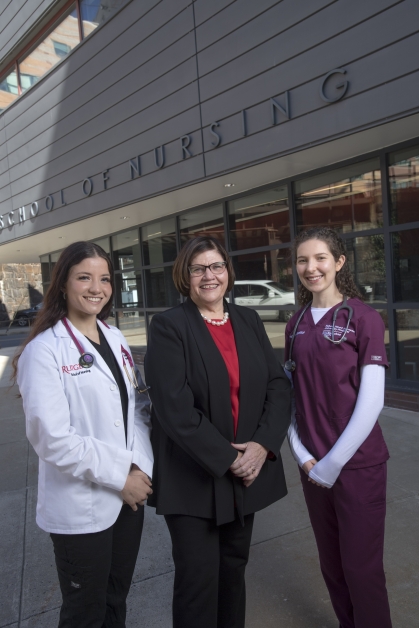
[284,296,354,372]
[62,317,150,395]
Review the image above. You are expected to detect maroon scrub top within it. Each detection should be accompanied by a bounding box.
[285,298,389,469]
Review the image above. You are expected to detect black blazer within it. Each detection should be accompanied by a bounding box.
[144,298,291,525]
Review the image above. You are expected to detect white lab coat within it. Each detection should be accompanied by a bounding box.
[17,319,153,534]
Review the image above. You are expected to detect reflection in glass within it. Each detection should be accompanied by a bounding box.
[106,311,116,327]
[179,205,224,243]
[142,219,177,266]
[117,311,147,349]
[112,230,140,270]
[261,319,294,364]
[0,69,19,112]
[93,237,110,254]
[115,271,143,308]
[345,235,386,303]
[233,249,295,320]
[50,251,62,274]
[392,229,419,302]
[389,146,419,225]
[80,0,130,38]
[295,159,382,233]
[40,254,51,284]
[396,310,419,381]
[145,267,179,308]
[375,309,391,377]
[19,7,79,93]
[228,187,290,250]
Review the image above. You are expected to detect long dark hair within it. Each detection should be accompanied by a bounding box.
[293,227,363,306]
[12,241,114,381]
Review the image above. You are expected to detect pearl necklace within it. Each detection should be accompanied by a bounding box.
[201,311,229,326]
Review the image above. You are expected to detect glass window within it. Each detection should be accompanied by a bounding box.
[0,68,19,112]
[80,0,130,38]
[262,319,293,364]
[50,251,62,273]
[375,309,391,377]
[144,267,179,308]
[19,7,79,93]
[345,235,386,303]
[115,271,143,308]
[389,146,419,225]
[117,311,147,348]
[396,310,419,381]
[40,254,50,284]
[392,228,419,302]
[295,159,382,233]
[142,219,177,266]
[92,237,110,254]
[233,249,295,320]
[228,187,290,250]
[112,230,140,270]
[179,205,225,243]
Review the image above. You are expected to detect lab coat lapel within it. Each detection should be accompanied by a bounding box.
[183,298,234,443]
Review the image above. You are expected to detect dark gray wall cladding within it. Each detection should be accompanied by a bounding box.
[200,0,416,125]
[198,0,402,102]
[0,0,56,64]
[1,0,418,246]
[2,87,202,212]
[204,70,419,177]
[195,0,294,53]
[192,0,236,27]
[7,23,195,156]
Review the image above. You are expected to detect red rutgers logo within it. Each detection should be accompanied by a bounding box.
[62,364,83,374]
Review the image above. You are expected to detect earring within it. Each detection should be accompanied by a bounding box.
[63,292,66,300]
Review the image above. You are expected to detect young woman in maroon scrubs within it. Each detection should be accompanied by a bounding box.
[286,227,392,628]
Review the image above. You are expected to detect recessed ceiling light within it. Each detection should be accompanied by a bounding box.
[121,216,129,220]
[58,236,64,239]
[224,183,235,188]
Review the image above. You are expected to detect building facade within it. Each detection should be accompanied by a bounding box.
[1,0,418,408]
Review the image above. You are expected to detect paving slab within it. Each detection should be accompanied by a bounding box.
[0,490,26,627]
[126,571,174,628]
[0,441,28,493]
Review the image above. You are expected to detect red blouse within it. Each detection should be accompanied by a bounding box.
[206,319,240,437]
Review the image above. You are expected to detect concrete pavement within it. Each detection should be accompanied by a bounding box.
[0,347,418,626]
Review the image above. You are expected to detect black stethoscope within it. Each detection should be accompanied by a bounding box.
[62,318,150,395]
[284,296,354,372]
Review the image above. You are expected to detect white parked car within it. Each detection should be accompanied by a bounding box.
[234,280,295,321]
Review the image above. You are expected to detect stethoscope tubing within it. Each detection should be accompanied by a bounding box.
[284,297,353,372]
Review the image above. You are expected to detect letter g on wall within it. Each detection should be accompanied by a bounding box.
[320,68,349,103]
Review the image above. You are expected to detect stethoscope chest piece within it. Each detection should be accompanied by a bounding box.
[79,352,95,368]
[284,359,296,372]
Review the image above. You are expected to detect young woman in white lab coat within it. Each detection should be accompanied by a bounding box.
[13,241,153,628]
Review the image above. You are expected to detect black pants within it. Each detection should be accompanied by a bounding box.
[165,513,255,628]
[50,504,144,628]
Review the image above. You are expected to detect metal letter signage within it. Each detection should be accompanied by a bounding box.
[82,178,93,196]
[129,157,141,179]
[45,195,54,211]
[180,135,192,159]
[18,207,26,222]
[30,202,39,218]
[210,122,221,147]
[154,146,165,169]
[102,170,110,190]
[270,91,290,125]
[320,68,349,103]
[8,211,15,226]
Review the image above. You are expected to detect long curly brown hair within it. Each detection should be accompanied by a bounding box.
[12,241,114,383]
[293,227,363,306]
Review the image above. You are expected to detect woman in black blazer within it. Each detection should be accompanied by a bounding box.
[144,236,291,628]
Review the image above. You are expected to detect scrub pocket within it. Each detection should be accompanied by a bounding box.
[54,554,89,606]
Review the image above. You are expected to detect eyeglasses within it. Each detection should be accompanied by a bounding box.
[188,261,227,277]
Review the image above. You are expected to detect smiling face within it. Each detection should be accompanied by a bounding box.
[188,248,229,311]
[64,256,112,322]
[296,238,345,303]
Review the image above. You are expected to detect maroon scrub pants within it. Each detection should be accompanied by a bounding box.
[300,463,392,628]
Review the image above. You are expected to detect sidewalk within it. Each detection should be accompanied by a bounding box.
[0,347,418,626]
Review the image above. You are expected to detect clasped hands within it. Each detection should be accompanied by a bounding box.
[121,463,153,510]
[301,458,327,488]
[229,441,268,487]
